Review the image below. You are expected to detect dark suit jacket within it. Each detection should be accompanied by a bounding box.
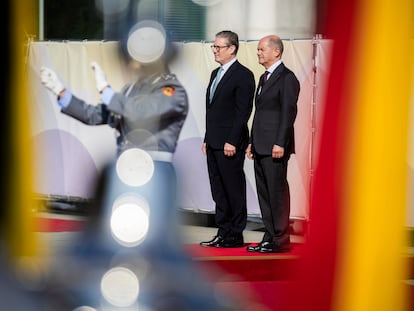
[204,60,255,150]
[251,63,300,155]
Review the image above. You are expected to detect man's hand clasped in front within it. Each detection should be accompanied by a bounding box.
[223,142,236,157]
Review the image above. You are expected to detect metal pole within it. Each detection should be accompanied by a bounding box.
[308,34,321,225]
[39,0,44,40]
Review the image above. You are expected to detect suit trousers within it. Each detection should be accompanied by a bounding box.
[206,148,247,238]
[254,154,291,246]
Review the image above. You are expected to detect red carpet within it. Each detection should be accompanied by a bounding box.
[217,280,303,311]
[35,216,86,232]
[185,243,303,282]
[35,214,306,309]
[184,243,305,310]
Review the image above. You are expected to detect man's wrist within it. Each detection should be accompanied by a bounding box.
[101,86,115,105]
[57,88,66,99]
[57,90,72,109]
[99,85,109,94]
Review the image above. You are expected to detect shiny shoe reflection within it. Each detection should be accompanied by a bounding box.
[247,241,291,253]
[200,235,224,247]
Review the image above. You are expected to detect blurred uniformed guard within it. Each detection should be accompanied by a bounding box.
[40,21,189,247]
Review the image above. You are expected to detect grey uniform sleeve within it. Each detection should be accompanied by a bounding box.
[61,94,109,125]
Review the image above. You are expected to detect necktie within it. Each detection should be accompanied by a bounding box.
[258,71,269,95]
[209,67,223,102]
[263,71,270,84]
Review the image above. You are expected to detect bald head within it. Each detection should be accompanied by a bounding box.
[260,35,284,55]
[257,34,284,69]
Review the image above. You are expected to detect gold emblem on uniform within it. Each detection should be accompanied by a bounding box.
[162,86,175,96]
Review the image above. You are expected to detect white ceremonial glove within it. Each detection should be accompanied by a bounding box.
[90,61,109,92]
[40,67,65,96]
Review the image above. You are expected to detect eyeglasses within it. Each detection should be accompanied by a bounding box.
[210,45,230,51]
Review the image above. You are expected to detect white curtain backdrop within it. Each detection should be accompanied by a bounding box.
[27,39,331,219]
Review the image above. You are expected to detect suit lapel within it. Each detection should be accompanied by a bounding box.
[256,73,265,97]
[207,67,220,104]
[257,63,285,97]
[210,61,239,103]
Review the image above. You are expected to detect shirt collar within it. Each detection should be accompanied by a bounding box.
[266,59,282,75]
[221,57,237,73]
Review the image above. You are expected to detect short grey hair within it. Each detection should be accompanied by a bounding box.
[215,30,239,55]
[268,35,284,55]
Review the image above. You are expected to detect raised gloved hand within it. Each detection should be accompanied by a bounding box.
[40,67,65,96]
[90,61,109,92]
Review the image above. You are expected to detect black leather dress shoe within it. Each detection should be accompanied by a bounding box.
[258,242,291,253]
[200,235,224,247]
[246,241,267,252]
[218,237,244,248]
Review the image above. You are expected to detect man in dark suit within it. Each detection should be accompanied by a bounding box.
[246,35,300,253]
[200,30,255,248]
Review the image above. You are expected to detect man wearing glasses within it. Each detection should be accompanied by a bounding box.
[200,30,255,248]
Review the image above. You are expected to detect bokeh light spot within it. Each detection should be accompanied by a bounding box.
[100,267,139,307]
[116,148,154,187]
[127,20,166,63]
[110,194,150,247]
